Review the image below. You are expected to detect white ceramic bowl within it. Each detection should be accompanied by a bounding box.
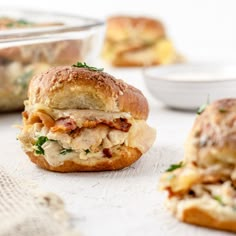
[143,63,236,110]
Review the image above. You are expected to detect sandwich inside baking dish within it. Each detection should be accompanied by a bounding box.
[0,9,105,111]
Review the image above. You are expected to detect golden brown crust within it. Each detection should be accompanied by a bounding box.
[28,66,149,120]
[184,98,236,165]
[26,146,142,172]
[181,206,236,232]
[106,16,165,42]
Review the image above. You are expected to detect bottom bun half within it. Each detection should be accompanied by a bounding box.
[181,206,236,232]
[167,197,236,233]
[26,146,142,172]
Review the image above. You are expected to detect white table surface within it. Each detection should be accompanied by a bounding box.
[0,67,233,236]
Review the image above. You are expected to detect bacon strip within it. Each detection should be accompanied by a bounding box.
[103,148,112,158]
[26,112,131,133]
[82,118,131,132]
[51,117,77,132]
[22,111,28,120]
[109,118,131,132]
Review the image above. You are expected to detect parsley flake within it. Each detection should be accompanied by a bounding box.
[17,19,30,25]
[84,149,90,154]
[6,19,32,28]
[72,62,104,72]
[166,162,183,172]
[35,136,48,155]
[6,22,14,27]
[60,148,73,155]
[16,70,34,90]
[197,95,210,115]
[197,103,208,115]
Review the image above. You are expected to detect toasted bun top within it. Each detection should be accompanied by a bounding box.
[28,66,149,120]
[106,15,165,42]
[184,98,236,165]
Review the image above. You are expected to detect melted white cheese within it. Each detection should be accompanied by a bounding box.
[126,120,156,153]
[167,181,236,222]
[26,103,132,128]
[42,141,104,166]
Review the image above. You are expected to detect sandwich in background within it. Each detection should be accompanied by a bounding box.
[160,99,236,232]
[102,15,182,67]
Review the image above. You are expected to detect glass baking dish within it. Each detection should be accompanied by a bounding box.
[0,8,105,111]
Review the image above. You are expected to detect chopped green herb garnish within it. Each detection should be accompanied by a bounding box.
[35,147,44,155]
[72,62,104,72]
[60,148,73,155]
[6,19,32,28]
[197,95,210,115]
[214,195,224,205]
[84,149,90,154]
[35,136,48,147]
[166,162,183,172]
[197,103,208,115]
[6,22,14,27]
[16,70,34,91]
[35,136,48,155]
[17,19,30,25]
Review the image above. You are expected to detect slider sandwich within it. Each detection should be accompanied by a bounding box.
[18,63,156,172]
[102,15,179,67]
[160,99,236,232]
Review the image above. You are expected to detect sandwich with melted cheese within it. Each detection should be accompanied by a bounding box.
[160,99,236,232]
[18,63,156,172]
[102,15,180,67]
